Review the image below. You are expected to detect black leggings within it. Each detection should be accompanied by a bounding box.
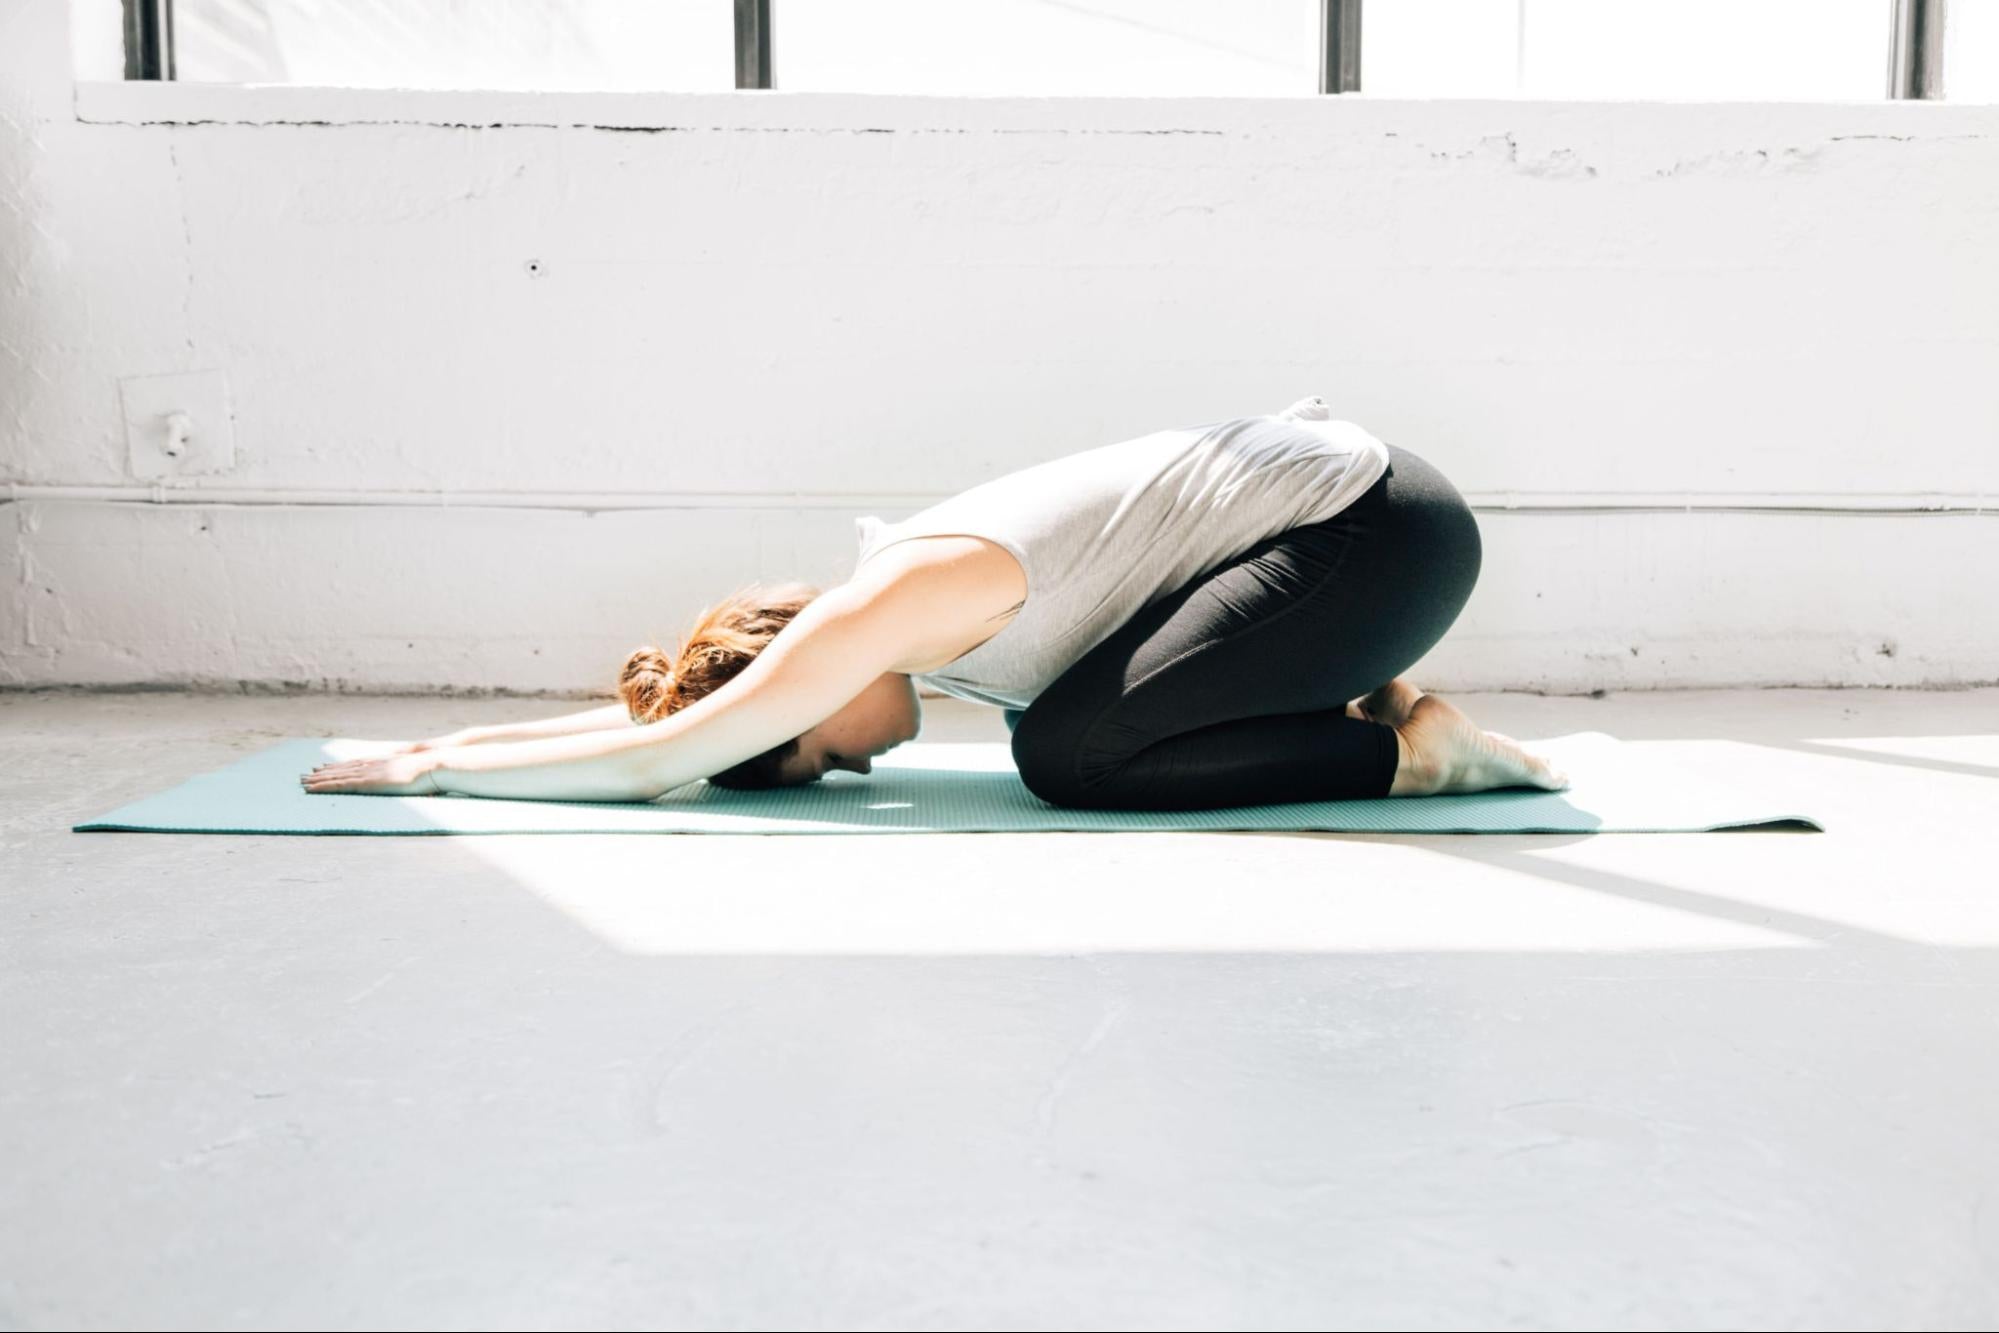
[1004,443,1482,811]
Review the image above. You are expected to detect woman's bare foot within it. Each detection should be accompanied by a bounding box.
[1388,694,1570,796]
[1347,676,1426,727]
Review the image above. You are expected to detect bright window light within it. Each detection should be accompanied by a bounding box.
[1366,0,1889,100]
[1947,0,1999,99]
[163,0,1974,102]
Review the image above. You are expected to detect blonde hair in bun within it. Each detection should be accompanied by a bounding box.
[617,580,824,789]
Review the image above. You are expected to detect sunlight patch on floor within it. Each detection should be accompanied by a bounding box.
[452,833,1820,956]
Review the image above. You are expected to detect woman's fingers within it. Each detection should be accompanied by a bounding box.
[302,775,362,792]
[299,751,439,796]
[302,758,368,789]
[305,758,381,775]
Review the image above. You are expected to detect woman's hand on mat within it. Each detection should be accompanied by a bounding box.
[300,750,446,796]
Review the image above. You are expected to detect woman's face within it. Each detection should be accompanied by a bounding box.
[777,671,922,786]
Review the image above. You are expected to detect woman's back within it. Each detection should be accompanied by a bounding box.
[853,397,1391,710]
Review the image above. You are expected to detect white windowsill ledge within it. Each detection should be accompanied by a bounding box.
[71,78,1991,134]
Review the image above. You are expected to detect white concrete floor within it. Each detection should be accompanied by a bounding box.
[4,686,1997,1331]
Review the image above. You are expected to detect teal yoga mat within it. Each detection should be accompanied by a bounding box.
[72,731,1821,836]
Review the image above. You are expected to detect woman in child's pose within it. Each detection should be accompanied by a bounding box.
[304,397,1565,808]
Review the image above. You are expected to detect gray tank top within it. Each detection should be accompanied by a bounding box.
[851,397,1391,710]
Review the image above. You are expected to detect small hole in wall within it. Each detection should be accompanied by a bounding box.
[525,259,543,278]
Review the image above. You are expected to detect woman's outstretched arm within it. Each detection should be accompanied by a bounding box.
[439,702,634,748]
[426,576,933,802]
[309,557,992,801]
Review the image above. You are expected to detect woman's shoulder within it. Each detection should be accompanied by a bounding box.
[844,533,1030,675]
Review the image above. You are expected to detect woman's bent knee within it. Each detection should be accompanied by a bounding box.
[1008,708,1095,807]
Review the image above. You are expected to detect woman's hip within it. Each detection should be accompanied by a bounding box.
[1328,442,1482,592]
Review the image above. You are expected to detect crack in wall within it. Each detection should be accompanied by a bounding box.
[1649,132,1993,178]
[1379,128,1996,181]
[1651,145,1823,178]
[85,117,1228,137]
[10,501,34,652]
[165,139,194,358]
[86,117,1999,147]
[81,119,1996,188]
[1403,130,1599,178]
[1828,132,1994,143]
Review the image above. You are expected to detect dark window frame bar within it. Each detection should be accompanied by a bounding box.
[1889,0,1946,98]
[121,0,174,81]
[735,0,773,90]
[1321,0,1362,94]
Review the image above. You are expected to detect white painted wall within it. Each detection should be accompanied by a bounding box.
[3,0,1995,700]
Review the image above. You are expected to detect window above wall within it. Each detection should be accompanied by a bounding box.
[160,1,740,92]
[1369,0,1887,101]
[91,0,1996,102]
[1947,0,1999,96]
